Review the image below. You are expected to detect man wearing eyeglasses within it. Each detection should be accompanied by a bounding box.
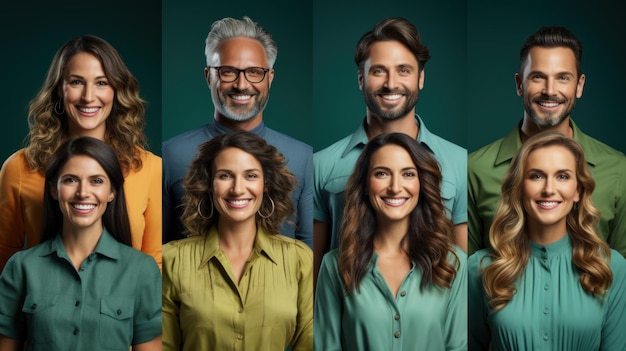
[162,16,313,247]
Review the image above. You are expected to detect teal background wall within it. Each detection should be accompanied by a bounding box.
[467,0,626,153]
[161,0,314,149]
[312,0,468,152]
[0,0,162,164]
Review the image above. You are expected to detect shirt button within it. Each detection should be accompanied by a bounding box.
[238,307,243,313]
[544,285,549,291]
[31,304,37,309]
[117,309,122,315]
[394,313,400,320]
[543,334,549,341]
[237,334,244,340]
[543,308,549,315]
[394,331,401,338]
[79,266,85,271]
[75,301,81,307]
[399,291,407,297]
[73,329,80,335]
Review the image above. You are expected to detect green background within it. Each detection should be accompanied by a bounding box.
[0,0,162,163]
[2,0,625,162]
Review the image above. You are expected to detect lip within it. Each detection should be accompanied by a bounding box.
[381,197,409,207]
[70,202,98,214]
[378,93,404,104]
[229,94,254,104]
[535,200,561,210]
[75,106,101,117]
[225,198,252,208]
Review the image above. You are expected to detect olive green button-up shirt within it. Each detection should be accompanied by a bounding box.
[0,228,162,351]
[468,119,626,257]
[162,226,313,351]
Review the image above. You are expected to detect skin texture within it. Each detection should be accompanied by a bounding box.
[523,145,579,245]
[516,47,585,140]
[205,37,274,130]
[61,52,114,140]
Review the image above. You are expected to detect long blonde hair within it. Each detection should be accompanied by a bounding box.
[482,131,612,312]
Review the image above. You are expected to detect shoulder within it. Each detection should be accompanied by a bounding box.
[163,235,206,258]
[266,234,313,260]
[162,125,209,153]
[609,249,626,273]
[263,127,313,154]
[469,137,505,164]
[117,243,159,267]
[1,149,28,171]
[467,249,492,273]
[314,135,353,160]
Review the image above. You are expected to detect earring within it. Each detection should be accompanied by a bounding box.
[257,195,275,219]
[198,195,214,219]
[54,99,65,115]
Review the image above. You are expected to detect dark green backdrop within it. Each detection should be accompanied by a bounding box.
[0,0,162,163]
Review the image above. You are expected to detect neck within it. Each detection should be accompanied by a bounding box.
[61,223,103,269]
[520,116,573,142]
[365,111,418,140]
[217,218,257,252]
[526,221,567,245]
[214,114,263,131]
[374,218,409,254]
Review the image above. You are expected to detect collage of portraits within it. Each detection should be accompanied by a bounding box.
[1,0,625,350]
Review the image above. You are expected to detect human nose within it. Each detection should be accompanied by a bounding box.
[542,78,556,96]
[388,175,401,193]
[384,72,399,90]
[232,70,251,90]
[75,183,88,198]
[82,84,94,102]
[231,176,245,195]
[542,178,555,195]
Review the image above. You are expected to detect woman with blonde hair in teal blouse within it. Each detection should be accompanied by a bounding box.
[468,131,626,350]
[314,133,467,350]
[162,131,313,351]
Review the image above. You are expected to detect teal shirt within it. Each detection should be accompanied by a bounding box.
[314,116,467,250]
[314,247,467,351]
[468,235,626,351]
[468,119,626,257]
[0,229,162,351]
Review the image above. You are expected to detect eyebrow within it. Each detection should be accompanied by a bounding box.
[372,166,417,171]
[215,168,262,173]
[526,168,573,173]
[67,74,108,80]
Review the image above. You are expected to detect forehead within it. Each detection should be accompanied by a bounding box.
[211,37,268,67]
[370,144,415,168]
[59,154,105,174]
[365,40,418,68]
[525,144,576,168]
[522,46,578,76]
[214,147,262,169]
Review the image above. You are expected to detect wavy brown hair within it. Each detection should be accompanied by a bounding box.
[24,35,147,174]
[180,131,296,236]
[339,133,458,294]
[482,131,612,312]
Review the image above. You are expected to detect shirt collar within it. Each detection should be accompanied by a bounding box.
[494,119,596,167]
[42,227,121,261]
[199,226,279,268]
[529,234,571,259]
[207,119,267,137]
[341,115,433,158]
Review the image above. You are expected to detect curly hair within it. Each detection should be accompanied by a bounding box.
[482,131,612,312]
[338,133,458,294]
[42,136,132,246]
[24,35,147,174]
[180,131,296,236]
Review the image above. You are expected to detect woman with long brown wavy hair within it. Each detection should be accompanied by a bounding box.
[314,132,467,350]
[0,35,161,271]
[468,131,626,350]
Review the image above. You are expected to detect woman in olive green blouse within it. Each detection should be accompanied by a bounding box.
[162,131,313,351]
[468,131,626,350]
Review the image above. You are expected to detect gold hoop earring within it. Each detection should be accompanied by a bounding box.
[257,195,275,219]
[54,99,65,115]
[198,195,214,219]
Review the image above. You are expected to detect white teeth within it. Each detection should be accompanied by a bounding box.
[228,199,250,206]
[383,198,407,205]
[232,95,252,101]
[538,201,559,208]
[72,203,96,210]
[381,94,402,100]
[538,102,559,107]
[78,107,99,113]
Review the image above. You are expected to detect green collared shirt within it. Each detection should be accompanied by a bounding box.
[162,226,313,351]
[468,119,626,257]
[0,228,162,351]
[314,115,467,250]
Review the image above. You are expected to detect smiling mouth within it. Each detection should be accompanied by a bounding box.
[77,106,100,113]
[382,197,408,206]
[226,199,252,208]
[536,201,561,209]
[71,203,97,212]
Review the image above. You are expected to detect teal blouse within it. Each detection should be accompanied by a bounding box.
[314,247,467,351]
[468,235,626,351]
[0,229,162,351]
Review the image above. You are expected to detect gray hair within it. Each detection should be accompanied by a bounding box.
[205,16,278,68]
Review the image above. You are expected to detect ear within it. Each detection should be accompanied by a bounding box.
[267,68,275,88]
[576,73,585,98]
[204,67,211,88]
[108,190,115,203]
[49,182,59,201]
[357,70,364,91]
[515,73,523,96]
[418,69,425,90]
[574,186,580,203]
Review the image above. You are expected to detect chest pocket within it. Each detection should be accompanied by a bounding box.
[99,296,135,349]
[440,180,456,218]
[22,294,58,344]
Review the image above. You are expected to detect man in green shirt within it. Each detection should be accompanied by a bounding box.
[468,26,626,257]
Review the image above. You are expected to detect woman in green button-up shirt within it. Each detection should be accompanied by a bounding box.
[468,131,626,350]
[162,131,313,351]
[0,137,162,351]
[314,133,467,350]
